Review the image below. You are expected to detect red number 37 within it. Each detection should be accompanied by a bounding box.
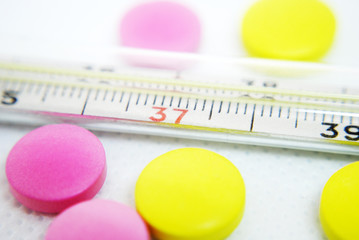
[149,107,188,124]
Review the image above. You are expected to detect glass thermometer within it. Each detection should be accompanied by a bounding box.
[0,48,358,155]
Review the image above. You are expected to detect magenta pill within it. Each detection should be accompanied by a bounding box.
[45,199,150,240]
[120,1,201,52]
[5,124,106,213]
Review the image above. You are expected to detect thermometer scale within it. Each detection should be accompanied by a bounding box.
[0,49,358,155]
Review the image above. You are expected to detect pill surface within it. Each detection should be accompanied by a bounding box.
[45,199,150,240]
[320,161,359,240]
[120,1,201,53]
[135,148,245,240]
[6,124,106,213]
[241,0,336,60]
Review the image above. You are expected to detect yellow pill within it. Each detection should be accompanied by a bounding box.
[135,148,245,240]
[320,161,359,240]
[241,0,336,61]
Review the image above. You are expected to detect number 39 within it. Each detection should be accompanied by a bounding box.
[321,122,359,141]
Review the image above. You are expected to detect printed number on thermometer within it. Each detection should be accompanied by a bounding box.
[149,107,188,124]
[321,122,359,141]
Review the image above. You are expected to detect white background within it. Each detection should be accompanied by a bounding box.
[0,0,358,239]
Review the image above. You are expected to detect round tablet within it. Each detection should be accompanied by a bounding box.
[120,1,201,52]
[320,161,359,240]
[241,0,336,60]
[135,148,245,240]
[5,124,106,213]
[45,199,150,240]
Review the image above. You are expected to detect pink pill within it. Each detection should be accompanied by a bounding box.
[45,199,150,240]
[5,124,106,213]
[120,1,201,52]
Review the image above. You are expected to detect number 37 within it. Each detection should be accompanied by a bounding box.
[149,107,188,124]
[321,122,359,141]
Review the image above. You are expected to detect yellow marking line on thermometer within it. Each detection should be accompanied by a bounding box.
[1,75,358,115]
[0,62,358,103]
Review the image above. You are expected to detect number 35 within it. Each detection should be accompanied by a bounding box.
[1,90,18,105]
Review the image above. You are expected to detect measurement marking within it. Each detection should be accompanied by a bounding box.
[18,82,26,92]
[35,83,43,95]
[244,104,248,115]
[194,98,198,110]
[304,112,307,121]
[136,93,141,105]
[186,98,189,109]
[218,101,223,113]
[245,80,254,86]
[340,115,344,124]
[103,89,108,101]
[12,81,20,92]
[10,81,19,91]
[153,95,157,105]
[41,84,51,102]
[26,82,34,93]
[125,93,132,112]
[177,97,182,108]
[260,105,264,117]
[169,96,173,107]
[313,112,317,121]
[94,89,100,101]
[78,78,88,83]
[81,90,91,115]
[100,67,114,72]
[61,86,67,97]
[69,87,75,98]
[235,103,239,114]
[52,85,59,96]
[331,114,334,122]
[287,108,291,119]
[278,107,282,118]
[227,102,231,114]
[350,116,353,124]
[295,111,299,128]
[161,95,166,106]
[322,114,326,122]
[78,88,84,98]
[269,106,273,117]
[250,104,256,132]
[208,100,214,120]
[144,94,149,105]
[202,100,207,111]
[120,91,125,102]
[111,91,116,102]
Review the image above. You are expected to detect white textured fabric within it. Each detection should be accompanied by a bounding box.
[0,125,357,240]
